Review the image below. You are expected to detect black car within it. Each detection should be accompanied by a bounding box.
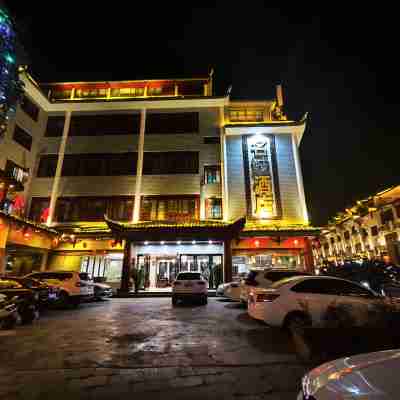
[0,278,39,324]
[9,277,59,308]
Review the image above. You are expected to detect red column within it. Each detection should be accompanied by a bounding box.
[119,240,132,293]
[304,237,315,273]
[224,239,232,283]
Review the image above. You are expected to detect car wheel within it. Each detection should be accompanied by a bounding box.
[0,315,17,329]
[285,314,310,334]
[59,291,69,307]
[20,306,38,324]
[172,296,178,306]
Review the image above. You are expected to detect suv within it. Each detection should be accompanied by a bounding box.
[26,271,94,306]
[240,268,309,305]
[172,272,208,305]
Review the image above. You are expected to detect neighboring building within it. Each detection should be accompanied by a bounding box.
[313,185,400,266]
[0,69,319,290]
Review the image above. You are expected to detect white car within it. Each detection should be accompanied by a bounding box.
[26,271,94,306]
[248,276,392,329]
[172,272,208,305]
[240,269,309,305]
[299,349,400,399]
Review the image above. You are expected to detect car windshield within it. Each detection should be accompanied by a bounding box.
[269,276,305,289]
[79,273,91,281]
[19,278,42,288]
[177,273,202,280]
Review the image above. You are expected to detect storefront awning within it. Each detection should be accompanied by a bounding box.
[104,216,246,242]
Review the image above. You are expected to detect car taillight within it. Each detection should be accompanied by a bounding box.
[197,281,206,285]
[257,293,280,302]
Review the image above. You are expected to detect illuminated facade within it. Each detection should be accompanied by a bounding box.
[313,185,400,266]
[0,70,319,290]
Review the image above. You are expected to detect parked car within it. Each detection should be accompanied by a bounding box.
[216,282,230,297]
[172,272,208,305]
[92,278,113,301]
[25,271,94,306]
[0,278,39,324]
[299,349,400,399]
[247,276,390,329]
[0,293,19,329]
[8,277,59,308]
[240,268,310,305]
[224,281,242,301]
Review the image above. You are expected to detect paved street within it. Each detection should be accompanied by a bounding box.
[0,298,309,399]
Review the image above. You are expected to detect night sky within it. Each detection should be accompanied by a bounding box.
[5,2,399,226]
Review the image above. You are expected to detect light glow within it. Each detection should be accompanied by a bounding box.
[144,241,149,245]
[177,241,182,245]
[192,240,196,245]
[161,241,165,245]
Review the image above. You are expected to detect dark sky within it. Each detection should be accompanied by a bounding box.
[5,2,399,226]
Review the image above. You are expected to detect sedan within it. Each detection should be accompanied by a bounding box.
[299,349,400,399]
[247,276,392,330]
[172,272,208,305]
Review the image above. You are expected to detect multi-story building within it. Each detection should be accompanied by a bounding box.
[313,185,400,266]
[0,69,319,290]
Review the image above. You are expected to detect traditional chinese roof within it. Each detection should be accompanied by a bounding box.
[104,216,246,241]
[0,211,59,235]
[242,222,321,237]
[52,222,111,238]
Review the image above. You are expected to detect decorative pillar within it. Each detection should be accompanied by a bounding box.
[133,109,146,223]
[47,111,72,225]
[219,107,229,221]
[0,218,9,275]
[304,237,314,273]
[223,239,232,283]
[120,240,132,293]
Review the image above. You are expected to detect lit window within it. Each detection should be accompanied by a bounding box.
[204,166,221,184]
[206,198,222,219]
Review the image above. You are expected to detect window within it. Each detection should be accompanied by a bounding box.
[13,125,32,151]
[37,153,137,177]
[51,89,72,100]
[381,208,394,224]
[30,196,134,222]
[140,196,199,221]
[30,272,73,281]
[291,278,374,297]
[204,165,221,184]
[74,88,107,99]
[203,136,220,144]
[371,225,379,236]
[20,96,39,121]
[45,116,65,137]
[205,198,222,219]
[5,159,29,183]
[146,112,199,134]
[264,271,307,282]
[110,87,145,98]
[147,86,162,96]
[69,114,140,136]
[177,272,202,280]
[143,152,198,174]
[229,109,264,122]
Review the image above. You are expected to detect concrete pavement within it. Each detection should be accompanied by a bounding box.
[0,298,309,399]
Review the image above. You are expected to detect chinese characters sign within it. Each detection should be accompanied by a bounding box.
[243,134,280,219]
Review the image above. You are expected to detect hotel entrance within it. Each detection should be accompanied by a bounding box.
[136,249,223,290]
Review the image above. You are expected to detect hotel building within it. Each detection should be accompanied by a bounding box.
[0,69,319,290]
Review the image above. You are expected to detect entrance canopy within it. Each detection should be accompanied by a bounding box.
[104,216,246,242]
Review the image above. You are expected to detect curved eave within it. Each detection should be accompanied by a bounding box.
[241,226,321,237]
[104,216,246,241]
[224,115,308,145]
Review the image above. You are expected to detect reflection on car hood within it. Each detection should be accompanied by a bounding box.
[305,349,400,398]
[93,283,112,289]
